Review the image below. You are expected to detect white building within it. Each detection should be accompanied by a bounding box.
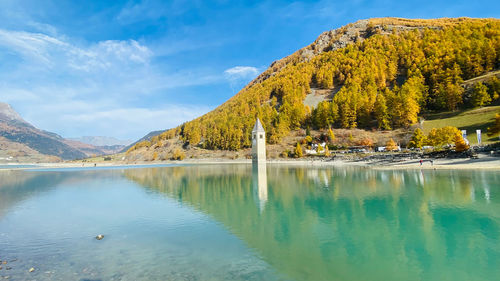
[252,118,266,164]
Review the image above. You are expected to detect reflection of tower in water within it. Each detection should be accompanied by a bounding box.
[252,163,268,212]
[251,118,268,211]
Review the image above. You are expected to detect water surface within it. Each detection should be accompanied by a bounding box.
[0,165,499,281]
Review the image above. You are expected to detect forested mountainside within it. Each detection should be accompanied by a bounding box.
[130,17,500,152]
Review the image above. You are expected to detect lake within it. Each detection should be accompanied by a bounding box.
[0,164,499,281]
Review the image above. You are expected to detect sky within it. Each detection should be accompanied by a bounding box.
[0,0,498,141]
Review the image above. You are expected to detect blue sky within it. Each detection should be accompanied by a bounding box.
[0,0,498,140]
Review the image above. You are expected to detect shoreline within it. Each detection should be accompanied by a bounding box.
[1,154,499,171]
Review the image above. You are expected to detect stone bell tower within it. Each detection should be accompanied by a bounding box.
[252,118,266,164]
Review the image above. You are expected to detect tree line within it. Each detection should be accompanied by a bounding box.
[130,19,500,152]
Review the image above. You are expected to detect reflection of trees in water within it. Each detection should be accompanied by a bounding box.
[125,165,500,281]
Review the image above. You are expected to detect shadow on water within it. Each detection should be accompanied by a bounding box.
[123,164,500,281]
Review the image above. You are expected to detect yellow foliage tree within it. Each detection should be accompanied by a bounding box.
[359,138,374,148]
[408,128,427,149]
[316,144,324,154]
[454,131,470,152]
[294,143,303,158]
[385,138,398,151]
[427,126,461,148]
[328,128,335,143]
[172,149,185,160]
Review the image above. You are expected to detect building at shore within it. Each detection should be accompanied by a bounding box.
[252,118,266,164]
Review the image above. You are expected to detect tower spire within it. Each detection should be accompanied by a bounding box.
[252,118,266,163]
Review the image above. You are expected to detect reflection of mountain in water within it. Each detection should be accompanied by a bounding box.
[125,165,500,281]
[0,170,125,217]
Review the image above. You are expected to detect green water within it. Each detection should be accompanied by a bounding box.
[0,165,499,281]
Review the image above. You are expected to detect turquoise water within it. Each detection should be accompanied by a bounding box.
[0,165,499,281]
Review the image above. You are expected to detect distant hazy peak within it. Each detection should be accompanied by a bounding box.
[68,136,132,146]
[0,102,25,123]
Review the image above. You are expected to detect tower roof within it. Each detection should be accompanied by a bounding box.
[252,118,265,132]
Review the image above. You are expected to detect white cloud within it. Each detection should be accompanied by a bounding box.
[223,66,260,94]
[0,27,223,140]
[0,29,67,64]
[0,29,152,71]
[224,66,259,79]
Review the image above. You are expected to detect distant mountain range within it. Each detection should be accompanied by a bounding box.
[0,103,126,162]
[68,136,132,147]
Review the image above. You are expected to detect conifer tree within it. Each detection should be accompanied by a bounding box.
[328,128,335,143]
[295,143,303,158]
[324,145,330,157]
[471,82,491,107]
[385,138,398,151]
[454,131,470,152]
[374,92,391,130]
[408,128,427,149]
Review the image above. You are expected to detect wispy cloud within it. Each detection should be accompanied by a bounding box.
[0,29,152,71]
[0,29,67,65]
[223,66,260,93]
[0,26,224,139]
[224,66,259,79]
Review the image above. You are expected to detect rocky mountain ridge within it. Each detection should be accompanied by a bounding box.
[0,102,123,161]
[245,17,448,90]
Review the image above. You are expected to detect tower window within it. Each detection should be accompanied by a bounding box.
[260,134,263,139]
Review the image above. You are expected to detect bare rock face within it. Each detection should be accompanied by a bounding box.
[0,103,25,124]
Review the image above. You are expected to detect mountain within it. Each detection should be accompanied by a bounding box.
[0,103,122,161]
[126,17,500,158]
[68,136,132,146]
[121,130,164,152]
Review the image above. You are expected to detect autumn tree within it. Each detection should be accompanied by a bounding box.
[316,144,323,154]
[408,128,427,149]
[385,138,398,151]
[488,77,500,102]
[172,149,186,160]
[454,131,470,152]
[359,138,374,148]
[294,143,303,158]
[374,91,391,130]
[426,126,461,147]
[328,128,336,143]
[471,82,491,108]
[324,146,330,156]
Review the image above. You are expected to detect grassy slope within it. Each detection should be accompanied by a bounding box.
[423,105,500,144]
